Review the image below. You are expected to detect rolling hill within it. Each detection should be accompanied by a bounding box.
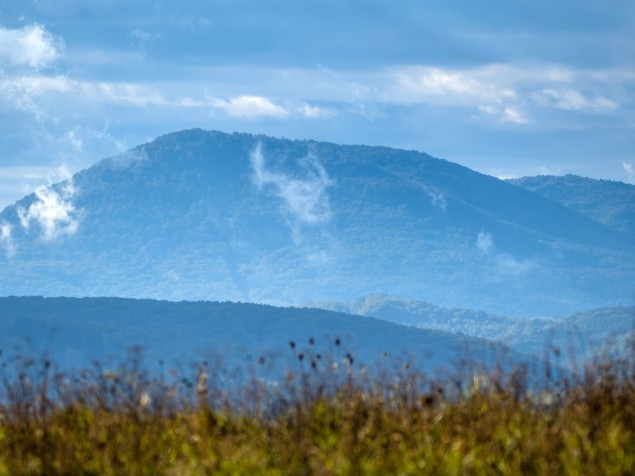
[0,296,536,380]
[313,294,634,369]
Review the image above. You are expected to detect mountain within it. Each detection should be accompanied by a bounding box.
[314,294,635,368]
[0,296,538,381]
[509,175,635,236]
[1,129,633,316]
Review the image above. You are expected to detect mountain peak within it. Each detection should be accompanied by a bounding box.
[1,130,633,317]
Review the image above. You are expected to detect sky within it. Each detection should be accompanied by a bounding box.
[0,0,634,209]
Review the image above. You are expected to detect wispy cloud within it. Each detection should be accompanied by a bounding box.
[533,88,618,112]
[211,95,289,118]
[106,148,148,169]
[0,222,15,257]
[298,103,335,119]
[3,60,631,127]
[623,162,635,183]
[128,28,162,51]
[17,181,80,240]
[390,66,517,104]
[476,231,534,275]
[0,24,62,70]
[250,143,333,226]
[428,191,448,211]
[0,165,74,202]
[381,64,632,124]
[476,231,494,254]
[93,82,169,106]
[0,74,71,119]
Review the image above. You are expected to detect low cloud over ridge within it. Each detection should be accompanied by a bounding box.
[250,143,333,226]
[0,222,14,256]
[17,182,80,240]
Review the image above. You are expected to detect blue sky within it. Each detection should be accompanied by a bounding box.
[0,0,634,209]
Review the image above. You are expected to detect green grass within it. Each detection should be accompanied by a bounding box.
[0,345,634,475]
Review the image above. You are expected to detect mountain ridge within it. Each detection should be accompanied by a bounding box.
[509,174,635,236]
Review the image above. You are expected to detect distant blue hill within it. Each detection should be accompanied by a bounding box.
[509,175,635,236]
[0,296,537,381]
[313,294,635,369]
[0,129,633,316]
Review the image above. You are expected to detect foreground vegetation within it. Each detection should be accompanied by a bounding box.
[0,343,634,475]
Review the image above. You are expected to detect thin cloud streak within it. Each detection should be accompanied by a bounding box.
[2,64,631,126]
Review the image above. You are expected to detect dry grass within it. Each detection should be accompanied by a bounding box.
[0,342,633,475]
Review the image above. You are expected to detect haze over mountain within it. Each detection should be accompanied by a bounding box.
[0,129,633,317]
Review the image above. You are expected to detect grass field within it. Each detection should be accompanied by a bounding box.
[0,343,633,475]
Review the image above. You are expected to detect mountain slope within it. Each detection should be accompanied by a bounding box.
[509,175,635,236]
[1,129,633,316]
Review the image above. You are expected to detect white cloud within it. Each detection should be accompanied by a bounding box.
[0,222,15,257]
[128,29,161,50]
[476,231,534,275]
[0,165,65,181]
[212,95,289,118]
[478,104,528,124]
[623,162,634,183]
[299,103,335,118]
[250,143,333,225]
[496,253,535,275]
[381,64,630,124]
[503,107,528,124]
[428,191,447,211]
[388,65,517,107]
[107,148,148,169]
[0,165,74,208]
[94,82,168,106]
[0,74,71,119]
[17,182,80,240]
[533,88,618,112]
[476,231,494,254]
[65,129,83,152]
[0,24,62,70]
[537,165,561,176]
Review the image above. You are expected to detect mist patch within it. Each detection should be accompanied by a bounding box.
[17,181,80,240]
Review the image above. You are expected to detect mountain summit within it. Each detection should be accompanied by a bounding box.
[1,129,632,316]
